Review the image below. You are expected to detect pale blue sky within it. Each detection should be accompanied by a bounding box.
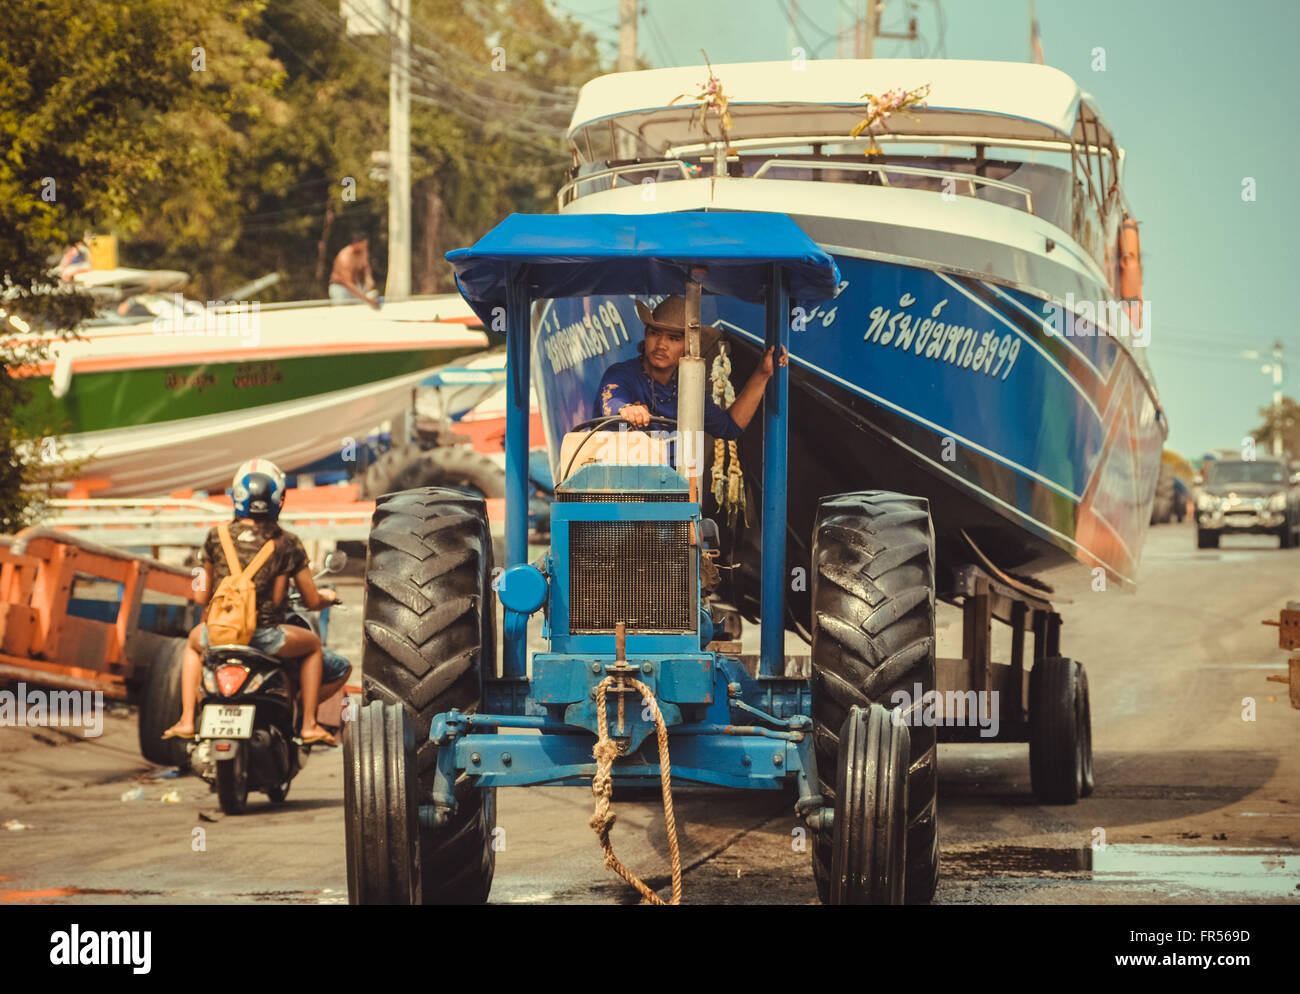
[550,0,1299,461]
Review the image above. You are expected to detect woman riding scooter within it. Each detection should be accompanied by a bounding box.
[163,459,347,746]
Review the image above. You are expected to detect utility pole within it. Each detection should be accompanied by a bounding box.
[618,0,637,72]
[862,0,876,59]
[386,0,412,302]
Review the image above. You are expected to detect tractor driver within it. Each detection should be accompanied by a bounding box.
[592,295,787,435]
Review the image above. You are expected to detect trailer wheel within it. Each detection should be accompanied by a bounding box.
[811,491,939,904]
[827,703,909,904]
[344,700,420,904]
[215,746,250,815]
[137,637,189,768]
[356,488,497,904]
[1029,656,1092,804]
[360,444,505,501]
[1079,665,1095,798]
[1196,529,1219,549]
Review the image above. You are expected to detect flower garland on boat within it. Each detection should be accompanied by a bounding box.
[851,83,931,155]
[669,50,735,152]
[710,344,747,528]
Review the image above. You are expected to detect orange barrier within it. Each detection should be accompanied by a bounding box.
[0,529,197,697]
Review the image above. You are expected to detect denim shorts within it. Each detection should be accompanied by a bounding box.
[321,647,352,684]
[200,624,287,654]
[200,625,350,683]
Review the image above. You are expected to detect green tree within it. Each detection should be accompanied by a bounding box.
[0,0,606,528]
[224,0,604,299]
[0,0,286,529]
[1250,396,1300,461]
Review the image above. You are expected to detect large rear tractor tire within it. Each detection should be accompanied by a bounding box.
[344,700,420,904]
[356,488,497,904]
[360,444,505,501]
[137,637,190,768]
[811,492,939,904]
[828,703,909,905]
[1029,656,1092,804]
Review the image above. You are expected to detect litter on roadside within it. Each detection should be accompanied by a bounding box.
[119,786,145,802]
[3,819,29,831]
[160,789,182,803]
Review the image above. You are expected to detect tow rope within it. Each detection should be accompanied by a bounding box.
[589,675,683,905]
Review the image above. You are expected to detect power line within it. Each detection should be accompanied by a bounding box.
[294,0,572,152]
[643,6,676,67]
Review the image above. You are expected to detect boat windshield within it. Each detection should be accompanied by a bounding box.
[564,113,1113,263]
[1205,461,1288,486]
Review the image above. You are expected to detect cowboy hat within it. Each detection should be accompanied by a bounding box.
[635,296,723,354]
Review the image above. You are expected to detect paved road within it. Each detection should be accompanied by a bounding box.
[1,521,1297,904]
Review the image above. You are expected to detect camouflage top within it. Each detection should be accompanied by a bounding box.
[201,519,309,628]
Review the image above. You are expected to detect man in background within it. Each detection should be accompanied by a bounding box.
[328,231,379,308]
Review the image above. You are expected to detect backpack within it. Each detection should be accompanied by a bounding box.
[205,521,276,646]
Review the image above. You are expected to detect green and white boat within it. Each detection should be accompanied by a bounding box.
[10,293,488,496]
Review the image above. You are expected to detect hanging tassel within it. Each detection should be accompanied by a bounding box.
[710,345,746,527]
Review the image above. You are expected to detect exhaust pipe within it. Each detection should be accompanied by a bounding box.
[678,277,706,499]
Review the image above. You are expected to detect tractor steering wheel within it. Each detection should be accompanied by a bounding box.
[563,414,679,481]
[570,414,678,433]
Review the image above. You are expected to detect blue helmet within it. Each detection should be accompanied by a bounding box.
[231,458,286,520]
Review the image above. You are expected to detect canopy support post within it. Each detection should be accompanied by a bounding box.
[503,268,530,680]
[759,264,790,678]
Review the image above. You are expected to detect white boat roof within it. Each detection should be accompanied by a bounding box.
[568,58,1115,151]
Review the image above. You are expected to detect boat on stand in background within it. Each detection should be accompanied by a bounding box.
[527,57,1165,619]
[6,279,491,498]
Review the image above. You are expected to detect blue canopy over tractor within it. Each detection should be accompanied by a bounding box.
[447,211,842,324]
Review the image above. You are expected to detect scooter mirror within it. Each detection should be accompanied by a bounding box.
[324,549,348,573]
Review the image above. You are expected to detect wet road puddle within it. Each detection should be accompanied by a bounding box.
[944,844,1300,899]
[0,885,344,904]
[0,887,165,903]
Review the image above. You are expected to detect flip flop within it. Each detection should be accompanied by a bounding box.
[300,730,338,747]
[161,728,196,740]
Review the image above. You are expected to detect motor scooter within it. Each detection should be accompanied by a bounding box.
[193,550,350,814]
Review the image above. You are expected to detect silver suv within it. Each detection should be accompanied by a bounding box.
[1196,458,1299,549]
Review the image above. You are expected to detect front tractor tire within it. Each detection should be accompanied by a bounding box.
[344,700,420,904]
[350,488,497,904]
[811,492,940,904]
[828,704,909,904]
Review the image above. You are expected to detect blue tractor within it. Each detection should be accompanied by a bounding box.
[343,212,935,905]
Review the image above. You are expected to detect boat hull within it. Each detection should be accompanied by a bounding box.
[531,250,1165,599]
[53,367,461,496]
[12,298,488,495]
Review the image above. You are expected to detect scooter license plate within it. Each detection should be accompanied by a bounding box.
[199,704,256,739]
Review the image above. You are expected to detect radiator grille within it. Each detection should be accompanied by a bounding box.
[568,520,694,632]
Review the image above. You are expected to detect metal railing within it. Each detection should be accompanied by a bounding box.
[558,155,1034,216]
[750,158,1034,214]
[557,160,694,208]
[38,496,375,546]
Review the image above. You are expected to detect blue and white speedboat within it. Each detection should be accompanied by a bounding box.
[530,58,1165,604]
